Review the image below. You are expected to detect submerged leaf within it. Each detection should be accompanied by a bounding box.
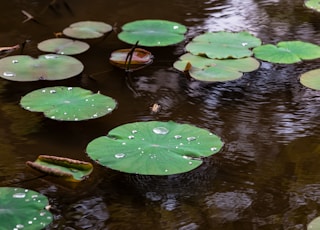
[0,187,53,229]
[0,54,83,81]
[63,21,113,39]
[20,86,117,121]
[86,121,223,175]
[26,155,93,182]
[37,38,90,55]
[118,19,187,47]
[300,69,320,90]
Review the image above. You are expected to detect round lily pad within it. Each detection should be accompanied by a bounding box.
[0,187,53,230]
[300,69,320,90]
[118,19,187,47]
[174,53,260,82]
[63,21,113,39]
[20,86,117,121]
[86,121,224,175]
[37,38,90,55]
[185,31,262,59]
[0,54,84,81]
[308,216,320,229]
[253,41,320,64]
[305,0,320,12]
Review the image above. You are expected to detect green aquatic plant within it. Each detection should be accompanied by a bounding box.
[186,31,262,59]
[118,19,187,47]
[0,54,83,81]
[305,0,320,12]
[174,53,260,82]
[37,38,90,55]
[63,21,113,39]
[20,86,117,121]
[26,155,93,182]
[0,187,53,229]
[300,69,320,90]
[86,121,223,175]
[253,41,320,64]
[308,216,320,229]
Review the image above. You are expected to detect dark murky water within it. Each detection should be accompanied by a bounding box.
[1,0,320,229]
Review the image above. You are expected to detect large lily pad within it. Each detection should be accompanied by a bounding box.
[185,31,261,59]
[63,21,113,39]
[0,54,83,81]
[305,0,320,12]
[37,38,90,55]
[0,187,53,230]
[86,121,223,175]
[26,155,93,182]
[174,53,260,82]
[253,41,320,64]
[118,19,187,47]
[300,69,320,90]
[20,86,117,121]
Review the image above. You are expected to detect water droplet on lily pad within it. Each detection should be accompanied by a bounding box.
[115,153,126,159]
[3,71,16,77]
[211,147,217,151]
[13,193,26,198]
[128,135,135,139]
[174,135,182,139]
[153,127,169,135]
[187,136,196,141]
[12,60,19,64]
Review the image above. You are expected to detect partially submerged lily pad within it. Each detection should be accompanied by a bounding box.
[109,48,153,71]
[118,19,187,47]
[300,69,320,90]
[63,21,113,39]
[26,155,93,182]
[37,38,90,55]
[186,31,262,59]
[253,41,320,64]
[86,121,223,175]
[0,187,53,229]
[20,86,117,121]
[0,54,83,81]
[174,53,260,82]
[305,0,320,12]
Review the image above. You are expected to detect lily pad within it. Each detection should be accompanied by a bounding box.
[20,86,117,121]
[118,19,187,47]
[37,38,90,55]
[300,69,320,90]
[26,155,93,182]
[109,48,153,70]
[308,216,320,229]
[0,54,83,81]
[63,21,113,39]
[0,187,53,229]
[305,0,320,12]
[253,41,320,64]
[86,121,223,175]
[185,31,261,59]
[174,53,260,82]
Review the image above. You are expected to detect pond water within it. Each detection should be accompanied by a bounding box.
[1,0,320,229]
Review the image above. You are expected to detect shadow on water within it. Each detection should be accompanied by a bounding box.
[1,0,320,229]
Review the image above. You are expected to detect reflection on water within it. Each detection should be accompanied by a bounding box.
[1,0,320,229]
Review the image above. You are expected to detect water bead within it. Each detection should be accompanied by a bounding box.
[3,71,16,77]
[153,127,169,135]
[187,136,196,141]
[115,153,126,159]
[174,135,182,139]
[13,193,26,198]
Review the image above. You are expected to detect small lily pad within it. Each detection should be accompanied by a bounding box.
[109,48,153,70]
[37,38,90,55]
[186,31,262,59]
[26,155,93,182]
[0,54,84,81]
[86,121,223,175]
[20,86,117,121]
[253,41,320,64]
[0,187,53,230]
[63,21,113,39]
[305,0,320,12]
[308,216,320,229]
[174,53,260,82]
[300,69,320,90]
[118,19,187,47]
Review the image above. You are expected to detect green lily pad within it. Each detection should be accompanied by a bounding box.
[305,0,320,12]
[300,69,320,90]
[86,121,223,175]
[0,187,53,230]
[20,86,117,121]
[0,54,84,81]
[63,21,113,39]
[308,216,320,229]
[185,31,261,59]
[174,53,260,82]
[118,19,187,47]
[253,41,320,64]
[37,38,90,55]
[26,155,93,182]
